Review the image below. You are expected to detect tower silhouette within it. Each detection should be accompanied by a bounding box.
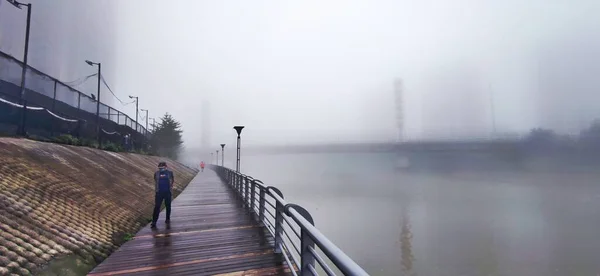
[394,79,405,142]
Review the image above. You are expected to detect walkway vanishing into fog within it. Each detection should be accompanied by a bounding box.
[88,171,288,276]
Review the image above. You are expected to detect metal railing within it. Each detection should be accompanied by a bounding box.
[211,165,369,276]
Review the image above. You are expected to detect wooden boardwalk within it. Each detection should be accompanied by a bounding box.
[88,171,288,276]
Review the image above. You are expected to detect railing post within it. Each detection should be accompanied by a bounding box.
[259,187,265,222]
[250,180,256,212]
[270,187,284,254]
[288,205,316,275]
[233,173,236,190]
[244,176,250,208]
[235,173,239,190]
[238,174,243,198]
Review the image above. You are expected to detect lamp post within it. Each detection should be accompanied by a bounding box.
[220,144,225,166]
[210,152,214,165]
[140,109,149,134]
[216,150,219,167]
[129,95,139,132]
[233,126,244,172]
[85,59,101,145]
[7,0,32,136]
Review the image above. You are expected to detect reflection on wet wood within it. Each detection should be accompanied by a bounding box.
[88,171,288,275]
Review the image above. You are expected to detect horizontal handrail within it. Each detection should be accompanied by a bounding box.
[211,165,369,276]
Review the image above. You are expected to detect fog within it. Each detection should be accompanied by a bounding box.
[2,0,600,147]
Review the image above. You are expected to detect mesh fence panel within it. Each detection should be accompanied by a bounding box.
[108,109,120,124]
[55,82,79,107]
[0,94,22,134]
[79,94,97,114]
[99,103,109,119]
[24,67,54,98]
[0,52,22,87]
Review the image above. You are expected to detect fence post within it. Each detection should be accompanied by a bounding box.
[51,80,57,136]
[77,93,82,138]
[77,92,81,115]
[52,81,57,111]
[270,187,284,254]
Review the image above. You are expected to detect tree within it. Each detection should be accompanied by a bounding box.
[579,119,600,151]
[150,113,183,159]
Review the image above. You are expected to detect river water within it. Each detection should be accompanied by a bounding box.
[240,152,600,276]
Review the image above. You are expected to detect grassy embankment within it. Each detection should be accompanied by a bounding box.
[0,137,197,275]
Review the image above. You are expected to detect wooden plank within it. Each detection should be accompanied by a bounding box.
[88,171,287,276]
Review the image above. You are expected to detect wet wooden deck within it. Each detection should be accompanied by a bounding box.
[88,171,288,276]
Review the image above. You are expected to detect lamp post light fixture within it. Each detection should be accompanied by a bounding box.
[220,144,225,166]
[233,126,244,172]
[7,0,32,136]
[85,59,102,144]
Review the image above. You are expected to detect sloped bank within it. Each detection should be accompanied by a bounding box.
[0,138,197,276]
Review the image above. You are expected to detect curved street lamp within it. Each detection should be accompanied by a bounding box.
[233,126,244,172]
[220,144,225,166]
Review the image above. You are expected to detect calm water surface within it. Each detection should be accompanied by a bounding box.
[238,152,600,276]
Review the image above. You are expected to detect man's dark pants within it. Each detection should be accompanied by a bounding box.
[152,191,172,224]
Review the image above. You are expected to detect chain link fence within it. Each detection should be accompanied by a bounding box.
[0,50,149,151]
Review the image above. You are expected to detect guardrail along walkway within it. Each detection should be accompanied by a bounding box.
[88,171,288,276]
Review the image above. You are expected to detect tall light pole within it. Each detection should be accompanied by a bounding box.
[85,60,101,144]
[216,150,219,167]
[140,109,149,134]
[220,144,225,166]
[9,0,32,135]
[129,95,139,132]
[233,126,244,172]
[210,152,214,165]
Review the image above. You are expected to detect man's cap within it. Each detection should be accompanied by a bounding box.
[158,161,167,167]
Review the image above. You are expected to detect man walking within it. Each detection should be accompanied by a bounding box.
[151,161,174,228]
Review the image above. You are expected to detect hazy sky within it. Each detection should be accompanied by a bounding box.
[2,0,599,146]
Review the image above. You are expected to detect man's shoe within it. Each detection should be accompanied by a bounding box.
[165,219,170,224]
[150,223,157,229]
